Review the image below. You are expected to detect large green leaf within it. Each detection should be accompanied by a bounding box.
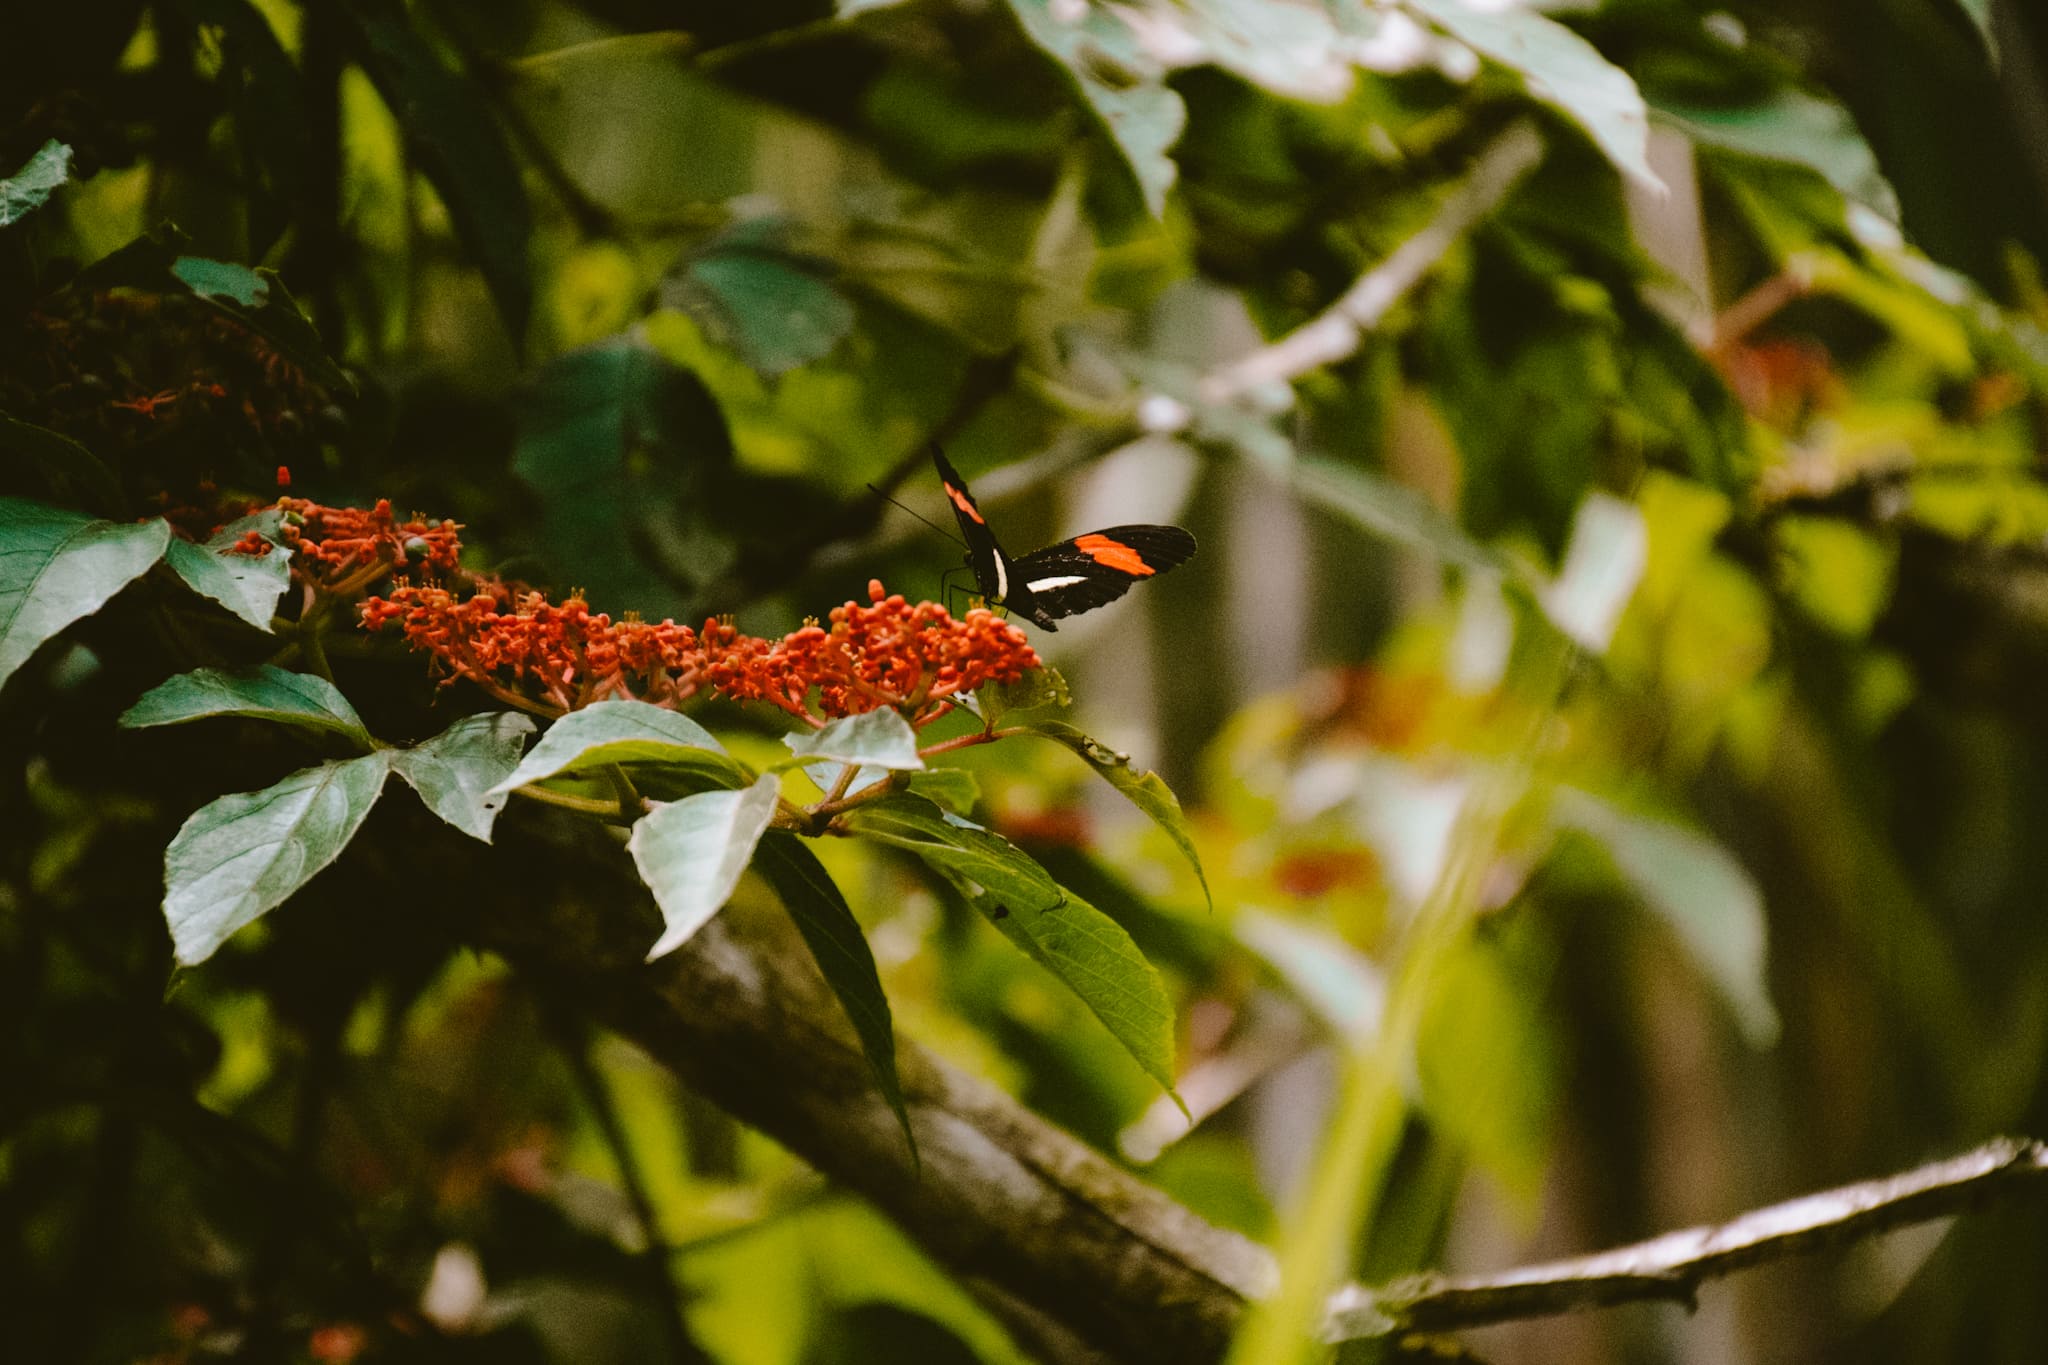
[0,140,71,227]
[630,774,783,959]
[339,0,533,340]
[1554,789,1778,1046]
[163,752,394,964]
[670,216,856,378]
[1005,0,1186,216]
[390,712,537,842]
[783,709,924,772]
[487,700,746,797]
[162,512,292,632]
[848,795,1180,1095]
[0,499,171,691]
[0,413,121,515]
[120,664,373,749]
[1657,89,1900,223]
[1408,0,1660,192]
[751,832,915,1158]
[1012,718,1211,912]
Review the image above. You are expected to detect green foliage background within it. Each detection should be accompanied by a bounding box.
[6,0,2048,1362]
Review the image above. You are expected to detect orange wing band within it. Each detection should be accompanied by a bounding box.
[1075,534,1154,575]
[945,485,986,524]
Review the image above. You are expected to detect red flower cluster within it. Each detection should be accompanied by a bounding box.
[276,497,463,592]
[706,582,1041,726]
[360,578,1041,724]
[360,581,708,714]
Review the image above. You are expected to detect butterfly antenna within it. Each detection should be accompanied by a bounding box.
[868,483,965,548]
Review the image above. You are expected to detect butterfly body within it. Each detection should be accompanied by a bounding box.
[932,447,1196,631]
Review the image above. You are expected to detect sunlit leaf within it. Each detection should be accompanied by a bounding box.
[120,664,372,749]
[631,774,782,959]
[162,511,291,631]
[752,832,915,1158]
[0,140,71,227]
[0,499,171,691]
[390,712,536,842]
[1013,718,1211,911]
[1554,789,1779,1045]
[1658,89,1900,222]
[784,709,924,772]
[1409,0,1661,192]
[1542,492,1647,653]
[487,700,747,796]
[163,752,394,964]
[1006,0,1187,216]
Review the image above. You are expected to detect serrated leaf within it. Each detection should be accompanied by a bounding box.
[0,140,72,227]
[391,712,536,842]
[1409,0,1661,193]
[847,794,1179,1095]
[1554,789,1778,1045]
[339,0,533,340]
[1016,718,1211,912]
[120,664,373,748]
[0,499,171,691]
[0,413,121,515]
[487,700,748,796]
[163,512,291,631]
[631,774,782,960]
[1006,0,1187,216]
[783,708,924,772]
[752,832,915,1159]
[164,752,394,964]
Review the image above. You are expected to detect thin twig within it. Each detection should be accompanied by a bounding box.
[1324,1136,2048,1341]
[1175,121,1546,416]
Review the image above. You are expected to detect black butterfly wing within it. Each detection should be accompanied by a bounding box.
[930,445,1014,603]
[1009,524,1198,620]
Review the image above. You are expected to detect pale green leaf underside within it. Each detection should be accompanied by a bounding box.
[391,712,537,842]
[783,708,925,771]
[120,664,372,748]
[164,752,394,964]
[0,500,172,690]
[487,699,743,795]
[163,513,293,631]
[632,774,782,959]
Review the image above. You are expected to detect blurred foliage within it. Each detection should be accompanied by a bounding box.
[7,1,2048,1363]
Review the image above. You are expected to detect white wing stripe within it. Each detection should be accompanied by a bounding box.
[1025,574,1089,592]
[992,549,1009,601]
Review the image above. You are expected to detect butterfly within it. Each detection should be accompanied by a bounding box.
[931,446,1196,631]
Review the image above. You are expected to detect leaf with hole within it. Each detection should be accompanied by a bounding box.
[391,712,536,842]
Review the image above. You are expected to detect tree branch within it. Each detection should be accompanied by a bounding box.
[1325,1136,2048,1341]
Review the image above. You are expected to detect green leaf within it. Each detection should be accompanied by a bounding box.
[390,712,537,842]
[976,666,1071,725]
[847,794,1179,1096]
[670,217,856,378]
[752,832,915,1158]
[630,774,783,959]
[905,767,980,818]
[1292,458,1516,581]
[486,699,748,796]
[0,140,72,227]
[1408,0,1661,192]
[783,709,924,772]
[0,413,121,515]
[340,0,533,340]
[76,233,351,393]
[1005,0,1187,216]
[1553,789,1779,1045]
[163,752,394,964]
[1013,718,1211,912]
[1657,89,1900,223]
[162,512,291,631]
[120,664,373,749]
[0,499,171,691]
